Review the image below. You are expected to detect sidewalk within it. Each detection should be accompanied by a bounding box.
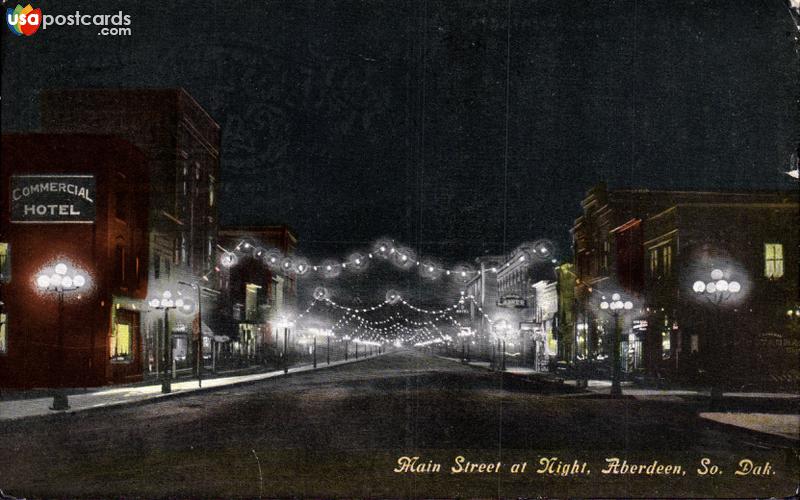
[438,355,800,442]
[0,353,383,422]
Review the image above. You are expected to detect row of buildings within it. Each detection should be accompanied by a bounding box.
[0,88,300,388]
[464,183,799,386]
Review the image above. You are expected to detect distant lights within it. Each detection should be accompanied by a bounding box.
[599,291,633,313]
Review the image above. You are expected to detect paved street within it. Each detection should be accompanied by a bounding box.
[0,351,797,499]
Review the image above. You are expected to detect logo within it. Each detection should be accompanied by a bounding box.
[6,4,41,36]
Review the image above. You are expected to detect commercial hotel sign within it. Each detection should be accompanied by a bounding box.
[10,175,96,223]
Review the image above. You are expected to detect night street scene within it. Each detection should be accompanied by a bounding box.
[1,1,799,499]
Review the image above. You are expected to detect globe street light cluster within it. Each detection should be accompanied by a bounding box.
[36,262,86,292]
[600,293,633,311]
[692,269,741,295]
[148,290,193,313]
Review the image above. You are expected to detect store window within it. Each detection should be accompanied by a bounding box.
[0,311,7,354]
[245,283,261,322]
[111,322,132,358]
[764,243,784,279]
[0,242,9,283]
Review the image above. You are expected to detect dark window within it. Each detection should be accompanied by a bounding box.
[113,245,126,287]
[153,252,161,280]
[115,187,129,221]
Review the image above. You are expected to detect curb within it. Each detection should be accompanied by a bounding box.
[698,414,800,447]
[0,353,387,425]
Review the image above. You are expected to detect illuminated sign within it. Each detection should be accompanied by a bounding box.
[10,174,96,223]
[498,295,527,308]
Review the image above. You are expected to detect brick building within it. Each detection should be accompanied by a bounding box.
[40,88,221,379]
[0,134,149,387]
[571,183,799,385]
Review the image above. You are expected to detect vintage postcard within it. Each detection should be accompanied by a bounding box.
[1,1,798,498]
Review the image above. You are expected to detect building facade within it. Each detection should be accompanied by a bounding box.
[464,255,503,360]
[0,134,150,387]
[217,225,298,368]
[41,88,221,380]
[571,183,799,385]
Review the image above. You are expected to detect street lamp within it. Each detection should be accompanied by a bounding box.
[278,316,294,374]
[148,290,193,393]
[36,261,88,411]
[599,292,634,397]
[458,327,475,363]
[178,280,210,388]
[343,335,351,360]
[691,269,742,407]
[493,319,511,371]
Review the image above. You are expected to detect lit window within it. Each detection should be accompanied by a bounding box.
[0,311,7,354]
[209,175,215,207]
[111,322,131,358]
[649,248,659,275]
[661,330,670,359]
[662,246,672,276]
[245,283,262,322]
[764,243,784,279]
[0,242,9,283]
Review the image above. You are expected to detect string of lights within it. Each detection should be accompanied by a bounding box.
[202,237,558,283]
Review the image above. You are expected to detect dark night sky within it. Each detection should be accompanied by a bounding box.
[3,0,798,275]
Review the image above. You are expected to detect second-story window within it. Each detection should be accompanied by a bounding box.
[113,245,126,287]
[649,248,659,276]
[662,246,672,276]
[764,243,784,279]
[115,187,128,221]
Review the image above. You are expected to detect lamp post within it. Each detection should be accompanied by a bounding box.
[493,320,510,372]
[178,280,208,388]
[35,261,87,411]
[148,291,193,394]
[458,327,474,363]
[692,269,742,408]
[278,317,294,374]
[343,335,350,360]
[599,293,634,398]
